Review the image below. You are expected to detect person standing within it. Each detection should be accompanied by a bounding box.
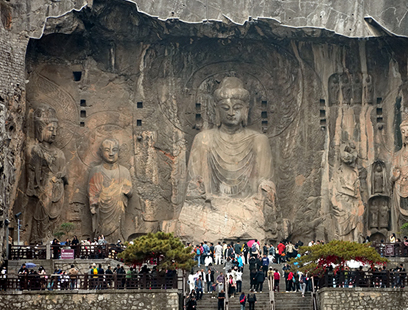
[255,269,265,293]
[299,272,306,297]
[236,268,243,293]
[195,275,203,300]
[206,268,214,293]
[239,291,246,310]
[216,272,225,292]
[247,289,256,310]
[218,289,226,310]
[273,269,281,292]
[235,241,242,255]
[261,254,269,276]
[215,242,223,265]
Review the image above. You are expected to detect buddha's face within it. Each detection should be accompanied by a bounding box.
[401,125,408,145]
[217,98,247,127]
[101,140,119,164]
[42,121,58,143]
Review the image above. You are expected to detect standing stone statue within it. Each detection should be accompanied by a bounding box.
[175,77,279,243]
[331,141,367,241]
[88,138,133,242]
[27,105,67,244]
[391,117,408,231]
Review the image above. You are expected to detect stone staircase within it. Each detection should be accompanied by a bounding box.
[275,292,313,310]
[273,263,313,310]
[189,261,315,309]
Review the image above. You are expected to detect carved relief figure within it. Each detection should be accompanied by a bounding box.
[368,196,390,231]
[391,117,408,231]
[27,105,67,243]
[340,73,351,105]
[379,201,390,229]
[328,74,340,106]
[186,77,275,200]
[332,141,367,241]
[88,138,133,242]
[369,199,379,229]
[372,162,385,194]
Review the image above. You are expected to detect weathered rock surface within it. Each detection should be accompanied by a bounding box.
[4,0,408,252]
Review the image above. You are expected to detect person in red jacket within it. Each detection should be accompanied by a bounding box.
[277,242,286,264]
[273,269,281,292]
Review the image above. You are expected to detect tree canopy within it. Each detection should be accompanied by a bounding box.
[118,232,195,271]
[290,240,388,276]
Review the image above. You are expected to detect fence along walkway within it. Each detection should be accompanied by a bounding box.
[0,273,180,291]
[9,244,124,260]
[315,269,407,289]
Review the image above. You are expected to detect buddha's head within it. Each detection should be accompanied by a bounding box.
[34,105,59,143]
[100,138,119,164]
[214,77,250,128]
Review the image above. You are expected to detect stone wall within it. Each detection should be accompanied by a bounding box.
[0,290,179,310]
[317,288,408,310]
[5,0,408,251]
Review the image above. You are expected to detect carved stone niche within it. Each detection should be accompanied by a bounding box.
[371,161,386,195]
[368,195,391,240]
[328,72,372,106]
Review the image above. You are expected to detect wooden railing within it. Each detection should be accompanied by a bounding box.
[372,242,408,257]
[315,270,407,289]
[0,273,180,291]
[9,245,124,260]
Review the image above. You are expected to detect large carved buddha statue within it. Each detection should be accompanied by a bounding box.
[175,77,279,243]
[187,77,274,200]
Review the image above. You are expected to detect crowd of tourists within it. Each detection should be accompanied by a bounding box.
[50,235,125,259]
[185,239,316,310]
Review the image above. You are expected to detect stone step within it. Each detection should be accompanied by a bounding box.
[196,292,271,309]
[275,292,313,310]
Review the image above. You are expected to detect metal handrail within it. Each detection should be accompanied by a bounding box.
[312,276,317,310]
[224,276,229,310]
[268,274,275,310]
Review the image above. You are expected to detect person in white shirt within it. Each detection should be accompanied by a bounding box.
[204,254,213,271]
[214,242,223,265]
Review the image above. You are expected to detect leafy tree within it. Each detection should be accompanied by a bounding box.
[53,222,76,240]
[290,240,388,276]
[401,222,408,236]
[118,232,195,271]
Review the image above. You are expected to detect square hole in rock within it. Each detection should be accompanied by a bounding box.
[73,71,82,81]
[137,120,142,126]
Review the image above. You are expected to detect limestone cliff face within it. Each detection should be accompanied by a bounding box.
[3,0,408,252]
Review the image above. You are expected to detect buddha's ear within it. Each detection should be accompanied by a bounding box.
[242,107,248,127]
[215,108,221,127]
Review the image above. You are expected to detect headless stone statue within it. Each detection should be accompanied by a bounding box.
[27,105,67,244]
[88,138,133,242]
[176,77,278,243]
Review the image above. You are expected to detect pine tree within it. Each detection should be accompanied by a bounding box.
[291,240,388,276]
[118,232,196,270]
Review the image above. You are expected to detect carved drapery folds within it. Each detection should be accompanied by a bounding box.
[88,138,133,242]
[177,77,280,242]
[27,105,67,244]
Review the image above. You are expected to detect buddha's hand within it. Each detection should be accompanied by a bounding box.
[90,204,98,214]
[258,180,276,204]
